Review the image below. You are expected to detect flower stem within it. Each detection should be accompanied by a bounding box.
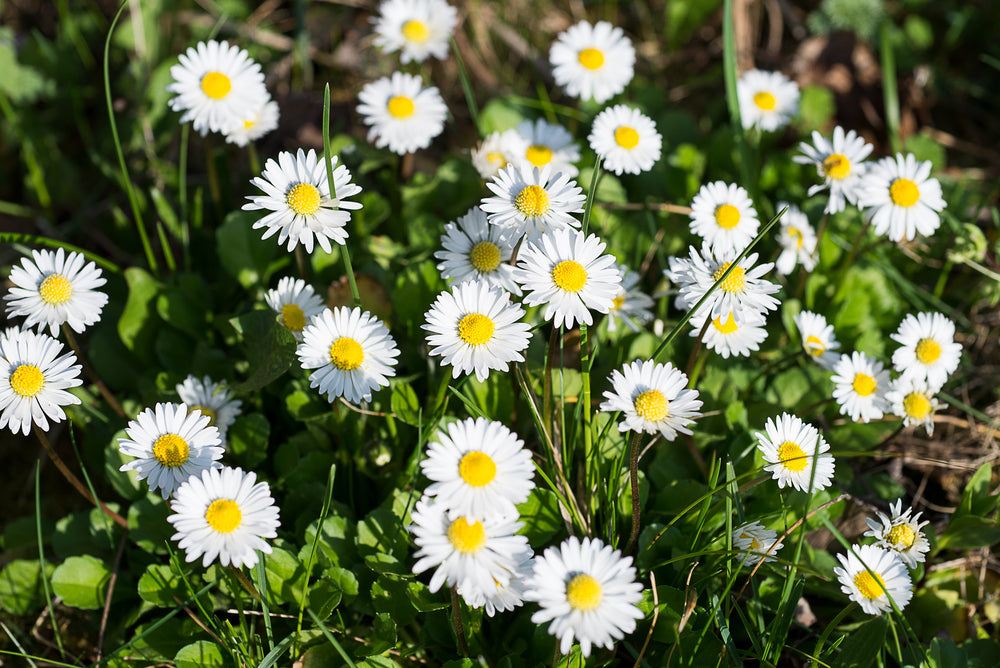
[450,587,470,657]
[62,325,126,419]
[580,321,594,503]
[323,83,361,308]
[230,565,261,601]
[624,431,644,554]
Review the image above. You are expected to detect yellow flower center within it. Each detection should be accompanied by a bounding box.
[566,573,603,611]
[514,185,550,217]
[614,126,640,149]
[915,338,941,364]
[447,517,486,553]
[286,183,321,216]
[39,274,73,305]
[805,335,825,356]
[753,91,777,111]
[205,499,242,533]
[551,260,587,293]
[401,19,430,43]
[525,144,553,167]
[712,262,746,293]
[281,303,307,332]
[188,405,217,426]
[714,204,741,230]
[787,226,804,248]
[200,71,231,100]
[387,95,415,119]
[152,434,190,468]
[457,313,495,346]
[469,241,502,272]
[458,451,497,487]
[713,314,739,334]
[577,47,605,71]
[886,524,916,549]
[822,153,851,180]
[486,151,507,169]
[852,373,876,397]
[889,178,920,208]
[329,336,364,371]
[611,294,626,310]
[10,364,44,397]
[633,389,669,422]
[777,441,808,472]
[738,533,762,551]
[854,571,886,600]
[903,392,932,420]
[243,117,257,129]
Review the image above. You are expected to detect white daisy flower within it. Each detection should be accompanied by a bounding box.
[514,229,621,329]
[834,544,913,615]
[420,417,535,521]
[356,72,447,155]
[831,352,891,423]
[296,307,400,404]
[409,497,529,594]
[471,129,529,181]
[689,181,760,258]
[513,119,581,177]
[606,264,654,333]
[4,248,108,336]
[481,164,586,242]
[671,244,781,325]
[885,377,940,435]
[889,312,961,390]
[458,546,533,617]
[168,466,281,569]
[587,105,662,176]
[794,126,874,214]
[524,536,644,658]
[0,329,82,436]
[755,413,835,493]
[599,359,703,440]
[774,202,817,275]
[118,402,224,500]
[264,277,326,342]
[434,207,521,295]
[690,309,768,359]
[732,520,783,565]
[549,20,636,104]
[422,281,532,382]
[858,153,946,242]
[736,69,800,132]
[243,148,363,254]
[167,40,268,136]
[371,0,458,64]
[175,375,242,443]
[863,499,931,568]
[223,97,280,147]
[792,310,840,369]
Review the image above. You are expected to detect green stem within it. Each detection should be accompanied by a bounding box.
[624,431,643,554]
[880,22,901,153]
[450,588,470,657]
[813,604,855,661]
[580,322,593,495]
[449,37,480,136]
[324,84,361,307]
[179,123,191,271]
[34,465,65,658]
[581,157,603,236]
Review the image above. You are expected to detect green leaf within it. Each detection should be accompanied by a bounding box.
[105,428,148,501]
[357,509,406,559]
[138,563,187,607]
[227,412,271,468]
[174,640,226,668]
[118,267,162,361]
[797,85,836,133]
[0,559,53,615]
[390,380,421,426]
[938,515,1000,550]
[230,310,298,393]
[406,580,449,613]
[478,96,526,134]
[956,463,997,517]
[51,555,111,609]
[0,28,54,104]
[307,577,343,620]
[128,496,172,553]
[303,514,357,568]
[516,488,564,546]
[216,210,279,288]
[831,616,887,668]
[362,612,396,656]
[264,546,306,605]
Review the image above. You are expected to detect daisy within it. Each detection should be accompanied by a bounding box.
[792,310,840,369]
[175,375,242,443]
[755,413,835,493]
[549,20,636,104]
[371,0,458,64]
[689,181,760,257]
[732,521,783,565]
[858,153,946,242]
[690,309,769,359]
[671,244,781,325]
[409,497,529,594]
[0,329,82,436]
[118,402,224,499]
[794,126,874,214]
[587,105,661,175]
[223,98,280,147]
[243,148,362,254]
[524,536,644,658]
[605,264,654,333]
[885,377,940,435]
[356,72,447,155]
[774,202,817,275]
[297,307,400,404]
[481,164,586,241]
[265,276,326,342]
[834,544,913,615]
[890,312,961,389]
[736,69,800,132]
[4,248,108,336]
[599,359,703,440]
[168,466,281,569]
[458,546,533,617]
[514,229,621,329]
[471,129,528,181]
[420,417,535,520]
[831,352,891,423]
[434,207,521,295]
[167,40,268,136]
[422,281,532,382]
[863,499,931,568]
[513,119,581,177]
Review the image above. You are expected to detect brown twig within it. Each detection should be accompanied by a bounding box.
[62,325,126,419]
[631,571,659,668]
[96,529,129,660]
[230,565,261,601]
[595,201,693,216]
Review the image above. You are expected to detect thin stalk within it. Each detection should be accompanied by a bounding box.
[247,141,262,179]
[62,325,126,419]
[324,84,361,307]
[179,123,191,271]
[450,37,480,136]
[34,465,65,658]
[580,321,594,496]
[581,157,603,236]
[880,22,901,153]
[294,465,337,657]
[230,566,261,601]
[813,603,855,661]
[624,431,643,554]
[684,318,711,380]
[543,326,557,443]
[2,234,120,273]
[450,588,470,657]
[832,220,871,299]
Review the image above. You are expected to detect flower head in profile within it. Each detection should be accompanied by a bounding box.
[588,105,662,176]
[831,352,891,423]
[890,312,961,390]
[371,0,458,64]
[794,126,874,214]
[689,181,760,258]
[885,377,940,435]
[736,69,800,132]
[549,20,635,104]
[774,202,817,275]
[512,119,581,178]
[599,359,703,440]
[755,413,835,493]
[858,153,946,242]
[357,72,447,155]
[5,248,108,336]
[864,500,931,568]
[223,97,280,147]
[265,277,326,342]
[605,264,654,333]
[175,375,242,443]
[481,164,586,241]
[732,521,783,565]
[0,329,82,435]
[434,207,521,295]
[834,544,913,615]
[792,310,840,369]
